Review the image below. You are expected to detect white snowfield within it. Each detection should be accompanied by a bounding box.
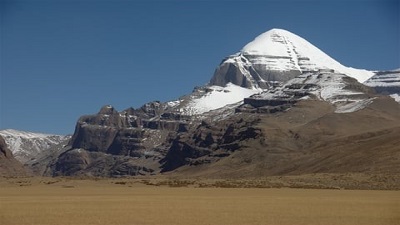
[180,83,261,115]
[240,28,374,83]
[0,129,69,163]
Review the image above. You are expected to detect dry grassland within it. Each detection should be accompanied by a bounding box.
[1,178,399,225]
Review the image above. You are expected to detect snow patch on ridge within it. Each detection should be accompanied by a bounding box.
[182,83,261,115]
[0,129,55,139]
[335,98,376,113]
[302,73,373,113]
[364,71,400,87]
[390,94,400,103]
[250,72,374,114]
[363,70,400,103]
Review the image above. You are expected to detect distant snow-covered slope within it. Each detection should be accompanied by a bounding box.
[364,69,400,103]
[0,129,70,163]
[241,70,376,114]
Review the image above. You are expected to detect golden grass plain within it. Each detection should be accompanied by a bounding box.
[1,178,399,225]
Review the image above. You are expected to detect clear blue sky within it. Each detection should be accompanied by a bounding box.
[1,0,399,135]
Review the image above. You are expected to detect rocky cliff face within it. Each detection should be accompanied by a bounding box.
[50,103,190,177]
[0,136,28,177]
[161,115,262,172]
[69,104,189,155]
[210,53,300,89]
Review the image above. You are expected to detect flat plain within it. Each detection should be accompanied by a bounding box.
[1,177,399,225]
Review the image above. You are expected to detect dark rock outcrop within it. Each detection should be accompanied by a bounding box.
[52,148,156,177]
[0,136,28,177]
[209,54,300,89]
[53,102,191,177]
[69,103,189,154]
[0,136,13,158]
[161,115,262,172]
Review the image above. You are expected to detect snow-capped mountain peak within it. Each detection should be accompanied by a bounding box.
[211,28,374,89]
[241,28,336,71]
[241,28,374,82]
[242,28,310,57]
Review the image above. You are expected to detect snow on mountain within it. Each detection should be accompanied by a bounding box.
[364,70,400,103]
[177,83,261,115]
[390,94,400,102]
[166,83,261,116]
[176,28,381,116]
[0,129,70,163]
[364,70,400,87]
[211,28,374,90]
[247,70,375,114]
[241,28,374,83]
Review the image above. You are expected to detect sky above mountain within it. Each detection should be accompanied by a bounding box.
[1,0,399,135]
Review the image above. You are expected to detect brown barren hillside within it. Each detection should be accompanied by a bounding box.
[170,97,400,181]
